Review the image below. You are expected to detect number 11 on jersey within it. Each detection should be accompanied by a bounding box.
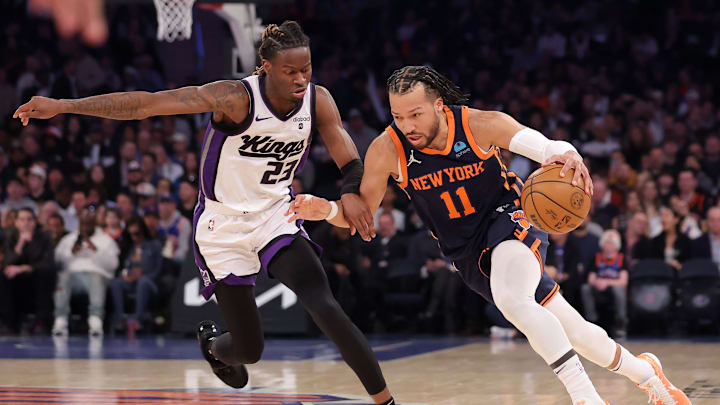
[440,186,476,219]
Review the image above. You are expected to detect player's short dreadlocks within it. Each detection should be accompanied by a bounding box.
[254,21,310,75]
[387,66,469,105]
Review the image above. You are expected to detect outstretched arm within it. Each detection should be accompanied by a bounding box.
[13,80,249,125]
[314,85,373,236]
[286,133,398,241]
[468,108,593,195]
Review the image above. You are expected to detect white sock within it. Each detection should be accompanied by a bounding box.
[553,353,603,404]
[608,345,654,384]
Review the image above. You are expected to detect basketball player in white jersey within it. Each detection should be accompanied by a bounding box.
[287,66,691,405]
[14,21,396,405]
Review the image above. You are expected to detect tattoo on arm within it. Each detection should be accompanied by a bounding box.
[66,93,145,120]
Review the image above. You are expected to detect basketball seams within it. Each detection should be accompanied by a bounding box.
[522,164,589,234]
[528,179,587,194]
[530,190,585,220]
[527,175,558,233]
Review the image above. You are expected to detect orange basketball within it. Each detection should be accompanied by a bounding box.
[520,164,591,234]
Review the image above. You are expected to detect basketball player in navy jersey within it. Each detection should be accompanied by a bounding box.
[287,66,690,405]
[14,21,396,405]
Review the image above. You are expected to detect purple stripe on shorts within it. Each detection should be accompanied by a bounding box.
[259,231,323,273]
[201,274,258,300]
[199,126,228,201]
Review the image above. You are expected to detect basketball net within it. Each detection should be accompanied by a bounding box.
[153,0,196,42]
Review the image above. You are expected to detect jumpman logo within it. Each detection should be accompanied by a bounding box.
[407,150,422,166]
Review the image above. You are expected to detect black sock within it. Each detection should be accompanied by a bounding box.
[380,398,394,405]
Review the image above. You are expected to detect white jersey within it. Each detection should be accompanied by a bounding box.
[198,74,314,215]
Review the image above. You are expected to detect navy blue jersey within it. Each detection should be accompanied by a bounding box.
[388,105,524,260]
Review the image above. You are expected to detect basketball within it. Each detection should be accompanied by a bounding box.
[521,164,591,234]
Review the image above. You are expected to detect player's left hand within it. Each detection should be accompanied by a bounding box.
[285,194,332,222]
[543,150,593,196]
[340,193,376,240]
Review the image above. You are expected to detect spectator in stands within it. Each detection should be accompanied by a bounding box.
[0,178,37,214]
[37,200,60,231]
[343,108,377,160]
[89,164,111,202]
[362,212,407,328]
[639,179,663,237]
[635,207,692,270]
[669,195,702,240]
[170,133,190,165]
[53,205,119,337]
[157,193,190,265]
[153,145,183,183]
[140,153,159,185]
[110,216,162,337]
[409,229,460,334]
[313,223,368,330]
[103,207,124,243]
[27,164,51,202]
[136,183,157,214]
[677,169,707,218]
[177,176,197,221]
[581,229,628,337]
[623,211,649,269]
[46,212,67,246]
[545,232,583,310]
[589,176,620,230]
[0,208,55,334]
[692,206,720,270]
[568,218,600,277]
[115,192,136,222]
[373,186,405,232]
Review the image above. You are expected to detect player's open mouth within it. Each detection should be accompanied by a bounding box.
[407,135,422,143]
[292,88,307,98]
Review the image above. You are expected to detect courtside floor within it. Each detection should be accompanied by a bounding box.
[0,335,717,404]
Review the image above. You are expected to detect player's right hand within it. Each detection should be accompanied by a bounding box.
[13,96,64,126]
[285,194,332,223]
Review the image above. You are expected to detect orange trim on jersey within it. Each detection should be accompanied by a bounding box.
[514,228,528,241]
[530,238,544,275]
[511,183,522,197]
[514,199,520,207]
[540,283,560,306]
[385,126,408,189]
[477,248,491,279]
[461,106,495,160]
[420,106,455,155]
[493,149,508,170]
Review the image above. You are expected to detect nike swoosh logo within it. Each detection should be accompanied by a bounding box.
[255,116,272,121]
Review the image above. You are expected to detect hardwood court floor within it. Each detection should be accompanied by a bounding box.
[0,336,717,404]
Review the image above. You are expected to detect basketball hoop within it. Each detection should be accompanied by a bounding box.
[153,0,196,42]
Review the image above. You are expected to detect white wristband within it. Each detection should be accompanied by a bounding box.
[325,201,339,220]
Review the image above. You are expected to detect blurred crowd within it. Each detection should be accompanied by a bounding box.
[0,0,719,337]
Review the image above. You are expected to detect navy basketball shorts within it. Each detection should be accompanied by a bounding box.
[452,206,560,306]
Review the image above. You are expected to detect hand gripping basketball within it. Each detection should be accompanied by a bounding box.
[521,160,592,234]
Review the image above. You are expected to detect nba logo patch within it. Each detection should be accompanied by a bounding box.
[298,122,303,129]
[508,210,531,230]
[208,219,215,231]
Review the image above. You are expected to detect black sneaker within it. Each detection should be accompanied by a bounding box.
[196,320,249,389]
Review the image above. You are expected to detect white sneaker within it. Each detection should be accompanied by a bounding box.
[52,317,68,337]
[88,315,104,337]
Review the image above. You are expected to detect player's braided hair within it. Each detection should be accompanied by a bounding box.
[387,66,469,105]
[254,21,310,76]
